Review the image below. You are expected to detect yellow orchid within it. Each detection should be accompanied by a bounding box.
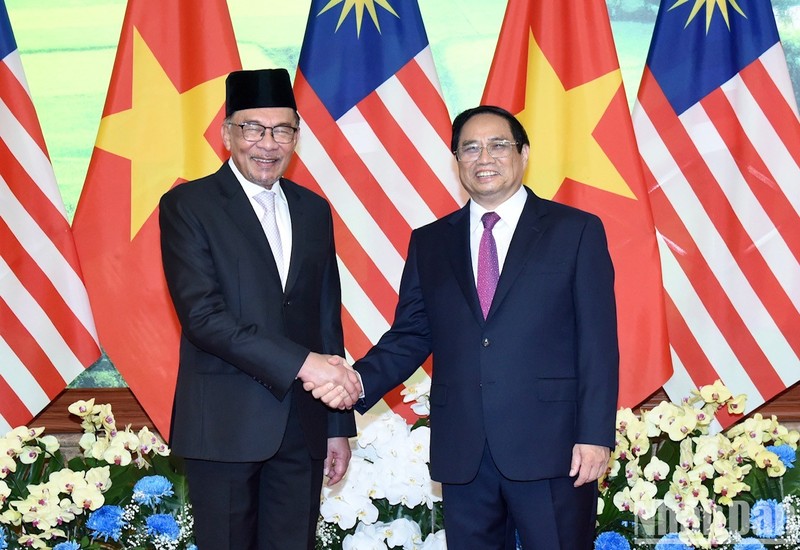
[643,456,670,482]
[102,441,133,467]
[18,445,42,465]
[713,472,749,505]
[689,462,714,483]
[727,394,747,414]
[698,379,732,404]
[0,479,9,504]
[625,457,641,487]
[0,454,17,479]
[662,405,698,441]
[70,480,106,511]
[67,398,96,417]
[85,466,111,492]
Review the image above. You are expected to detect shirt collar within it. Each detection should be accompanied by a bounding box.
[228,158,287,204]
[469,185,527,229]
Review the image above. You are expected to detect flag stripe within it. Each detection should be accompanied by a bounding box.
[341,95,432,234]
[701,87,800,314]
[395,57,451,148]
[294,75,407,286]
[657,235,766,405]
[635,84,788,398]
[296,74,414,260]
[633,4,800,422]
[289,145,400,324]
[0,55,47,154]
[711,76,800,266]
[0,218,98,365]
[0,352,33,433]
[0,3,100,429]
[734,65,800,214]
[0,294,66,396]
[0,174,98,354]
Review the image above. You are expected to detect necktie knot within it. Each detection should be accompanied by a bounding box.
[482,211,500,230]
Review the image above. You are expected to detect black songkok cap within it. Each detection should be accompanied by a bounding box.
[225,68,297,116]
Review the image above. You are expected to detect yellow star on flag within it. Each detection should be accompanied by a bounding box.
[95,27,226,240]
[517,30,634,201]
[319,0,399,35]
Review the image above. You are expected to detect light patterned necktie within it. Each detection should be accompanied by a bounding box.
[254,190,284,277]
[477,211,501,319]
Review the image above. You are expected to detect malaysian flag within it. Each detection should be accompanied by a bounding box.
[287,0,464,419]
[632,0,800,424]
[0,0,100,433]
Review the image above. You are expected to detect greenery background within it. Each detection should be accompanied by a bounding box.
[6,0,799,388]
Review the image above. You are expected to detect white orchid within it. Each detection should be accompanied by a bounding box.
[319,391,445,547]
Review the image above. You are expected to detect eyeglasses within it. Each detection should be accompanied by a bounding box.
[454,140,519,163]
[228,122,298,144]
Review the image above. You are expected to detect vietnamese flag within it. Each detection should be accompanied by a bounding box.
[482,0,672,408]
[72,0,240,436]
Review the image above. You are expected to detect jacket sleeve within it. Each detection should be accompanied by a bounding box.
[573,214,619,448]
[354,232,434,413]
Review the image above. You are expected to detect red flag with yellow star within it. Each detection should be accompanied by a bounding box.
[481,0,672,408]
[71,0,240,436]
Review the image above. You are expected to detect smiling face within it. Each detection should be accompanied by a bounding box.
[222,106,299,189]
[455,113,529,210]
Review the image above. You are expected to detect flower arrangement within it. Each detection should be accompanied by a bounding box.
[595,380,800,549]
[316,378,447,549]
[0,399,194,549]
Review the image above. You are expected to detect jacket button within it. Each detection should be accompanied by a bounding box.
[482,338,490,347]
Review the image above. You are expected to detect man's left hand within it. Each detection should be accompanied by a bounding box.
[569,443,610,487]
[324,437,352,486]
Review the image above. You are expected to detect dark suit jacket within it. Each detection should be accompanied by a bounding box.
[355,187,618,484]
[159,163,355,462]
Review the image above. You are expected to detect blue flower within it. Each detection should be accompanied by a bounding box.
[132,475,174,507]
[654,533,691,550]
[0,525,8,550]
[87,505,126,542]
[734,538,767,550]
[53,543,82,550]
[766,445,796,469]
[750,499,785,538]
[187,545,198,550]
[145,513,181,540]
[594,531,631,550]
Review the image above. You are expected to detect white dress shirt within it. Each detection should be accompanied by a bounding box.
[229,159,292,288]
[469,185,527,284]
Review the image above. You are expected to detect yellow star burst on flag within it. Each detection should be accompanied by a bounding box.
[95,28,226,240]
[319,0,399,35]
[517,30,634,201]
[670,0,746,31]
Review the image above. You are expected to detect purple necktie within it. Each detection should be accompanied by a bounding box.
[477,212,501,318]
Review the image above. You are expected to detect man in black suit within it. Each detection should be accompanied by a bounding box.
[312,105,618,549]
[159,68,360,550]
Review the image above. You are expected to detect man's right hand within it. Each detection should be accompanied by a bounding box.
[297,353,361,409]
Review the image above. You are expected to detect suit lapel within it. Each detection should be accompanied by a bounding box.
[282,179,305,294]
[447,204,486,325]
[217,164,283,288]
[487,188,547,319]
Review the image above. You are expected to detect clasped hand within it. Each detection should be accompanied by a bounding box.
[297,353,361,409]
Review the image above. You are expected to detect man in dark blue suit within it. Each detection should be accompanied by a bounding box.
[313,105,619,549]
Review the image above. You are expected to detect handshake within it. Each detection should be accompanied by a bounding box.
[297,352,362,409]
